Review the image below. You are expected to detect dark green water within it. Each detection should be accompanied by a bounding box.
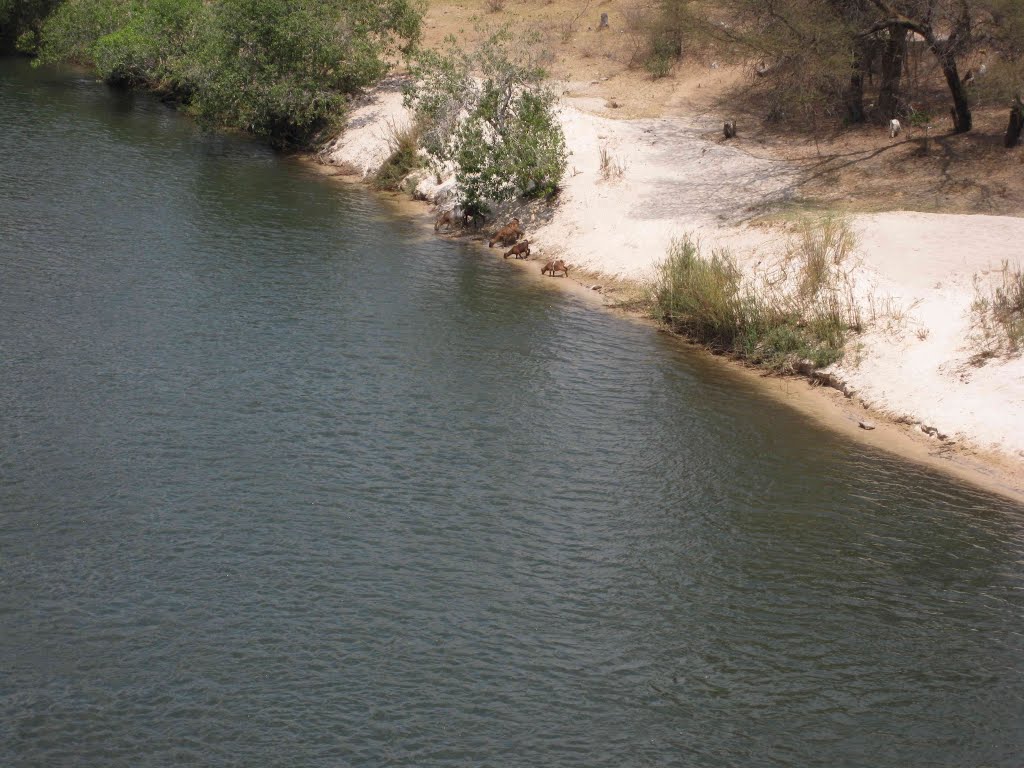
[2,59,1023,767]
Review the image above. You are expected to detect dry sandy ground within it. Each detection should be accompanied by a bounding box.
[321,3,1024,495]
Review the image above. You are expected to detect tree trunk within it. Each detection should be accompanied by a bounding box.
[1006,95,1024,148]
[845,39,869,124]
[878,25,907,119]
[938,52,972,133]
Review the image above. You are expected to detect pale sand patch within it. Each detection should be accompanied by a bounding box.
[527,100,797,280]
[827,213,1024,458]
[322,80,1024,489]
[321,77,410,177]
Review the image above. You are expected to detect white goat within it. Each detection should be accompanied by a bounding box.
[889,118,902,139]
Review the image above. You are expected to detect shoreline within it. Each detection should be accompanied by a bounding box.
[306,161,1024,505]
[306,80,1024,504]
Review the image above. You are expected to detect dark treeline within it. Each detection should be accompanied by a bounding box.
[1,0,423,147]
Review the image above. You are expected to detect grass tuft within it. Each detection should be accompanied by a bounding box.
[372,120,423,191]
[598,145,626,180]
[969,261,1024,362]
[650,218,861,371]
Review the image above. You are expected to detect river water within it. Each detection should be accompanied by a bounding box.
[2,59,1023,767]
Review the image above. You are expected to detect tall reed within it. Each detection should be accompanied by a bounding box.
[650,218,861,371]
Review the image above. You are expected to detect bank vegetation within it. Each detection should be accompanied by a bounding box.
[650,219,862,372]
[4,0,422,147]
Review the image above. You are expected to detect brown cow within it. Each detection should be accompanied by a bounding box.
[488,218,523,248]
[503,240,530,259]
[541,259,569,277]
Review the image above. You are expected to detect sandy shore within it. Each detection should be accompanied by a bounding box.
[320,80,1024,501]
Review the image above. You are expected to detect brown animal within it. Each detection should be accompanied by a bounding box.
[541,259,569,277]
[488,218,523,248]
[503,240,530,259]
[434,210,456,232]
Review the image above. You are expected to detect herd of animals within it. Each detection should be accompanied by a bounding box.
[434,210,569,278]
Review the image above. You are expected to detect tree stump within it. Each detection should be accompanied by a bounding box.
[599,12,608,29]
[723,120,737,139]
[1005,95,1024,149]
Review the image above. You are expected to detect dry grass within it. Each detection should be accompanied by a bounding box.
[969,261,1024,362]
[649,217,862,371]
[371,120,423,191]
[598,145,626,180]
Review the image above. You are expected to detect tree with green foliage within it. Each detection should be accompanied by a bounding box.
[406,29,567,215]
[181,0,422,145]
[1,0,60,53]
[32,0,423,147]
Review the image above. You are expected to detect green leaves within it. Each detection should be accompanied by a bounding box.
[33,0,423,147]
[407,29,567,211]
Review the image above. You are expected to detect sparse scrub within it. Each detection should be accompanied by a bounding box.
[625,0,703,78]
[650,218,861,371]
[598,145,626,180]
[559,0,591,42]
[970,261,1024,361]
[372,121,423,191]
[486,0,504,13]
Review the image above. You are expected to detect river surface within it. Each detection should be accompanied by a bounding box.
[2,59,1023,767]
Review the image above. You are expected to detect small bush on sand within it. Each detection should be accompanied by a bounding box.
[372,121,423,191]
[970,261,1024,361]
[598,146,626,180]
[405,28,567,213]
[651,218,861,371]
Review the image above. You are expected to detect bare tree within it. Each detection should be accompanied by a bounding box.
[861,0,974,131]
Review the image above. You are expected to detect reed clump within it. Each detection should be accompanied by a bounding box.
[650,217,861,371]
[372,121,424,191]
[969,261,1024,361]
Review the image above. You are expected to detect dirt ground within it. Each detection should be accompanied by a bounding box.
[421,0,1024,218]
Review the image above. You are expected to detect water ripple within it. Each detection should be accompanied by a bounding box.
[2,60,1024,768]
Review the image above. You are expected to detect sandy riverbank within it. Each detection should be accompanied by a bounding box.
[318,78,1024,502]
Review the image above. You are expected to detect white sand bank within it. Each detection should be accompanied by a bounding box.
[324,82,1024,474]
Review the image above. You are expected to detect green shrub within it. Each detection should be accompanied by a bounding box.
[651,219,860,371]
[405,28,567,211]
[34,0,423,147]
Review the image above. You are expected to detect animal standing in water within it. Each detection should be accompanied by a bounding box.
[434,210,456,232]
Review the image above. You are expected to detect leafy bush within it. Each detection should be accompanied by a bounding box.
[1,0,59,53]
[92,0,201,86]
[405,28,567,213]
[34,0,423,147]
